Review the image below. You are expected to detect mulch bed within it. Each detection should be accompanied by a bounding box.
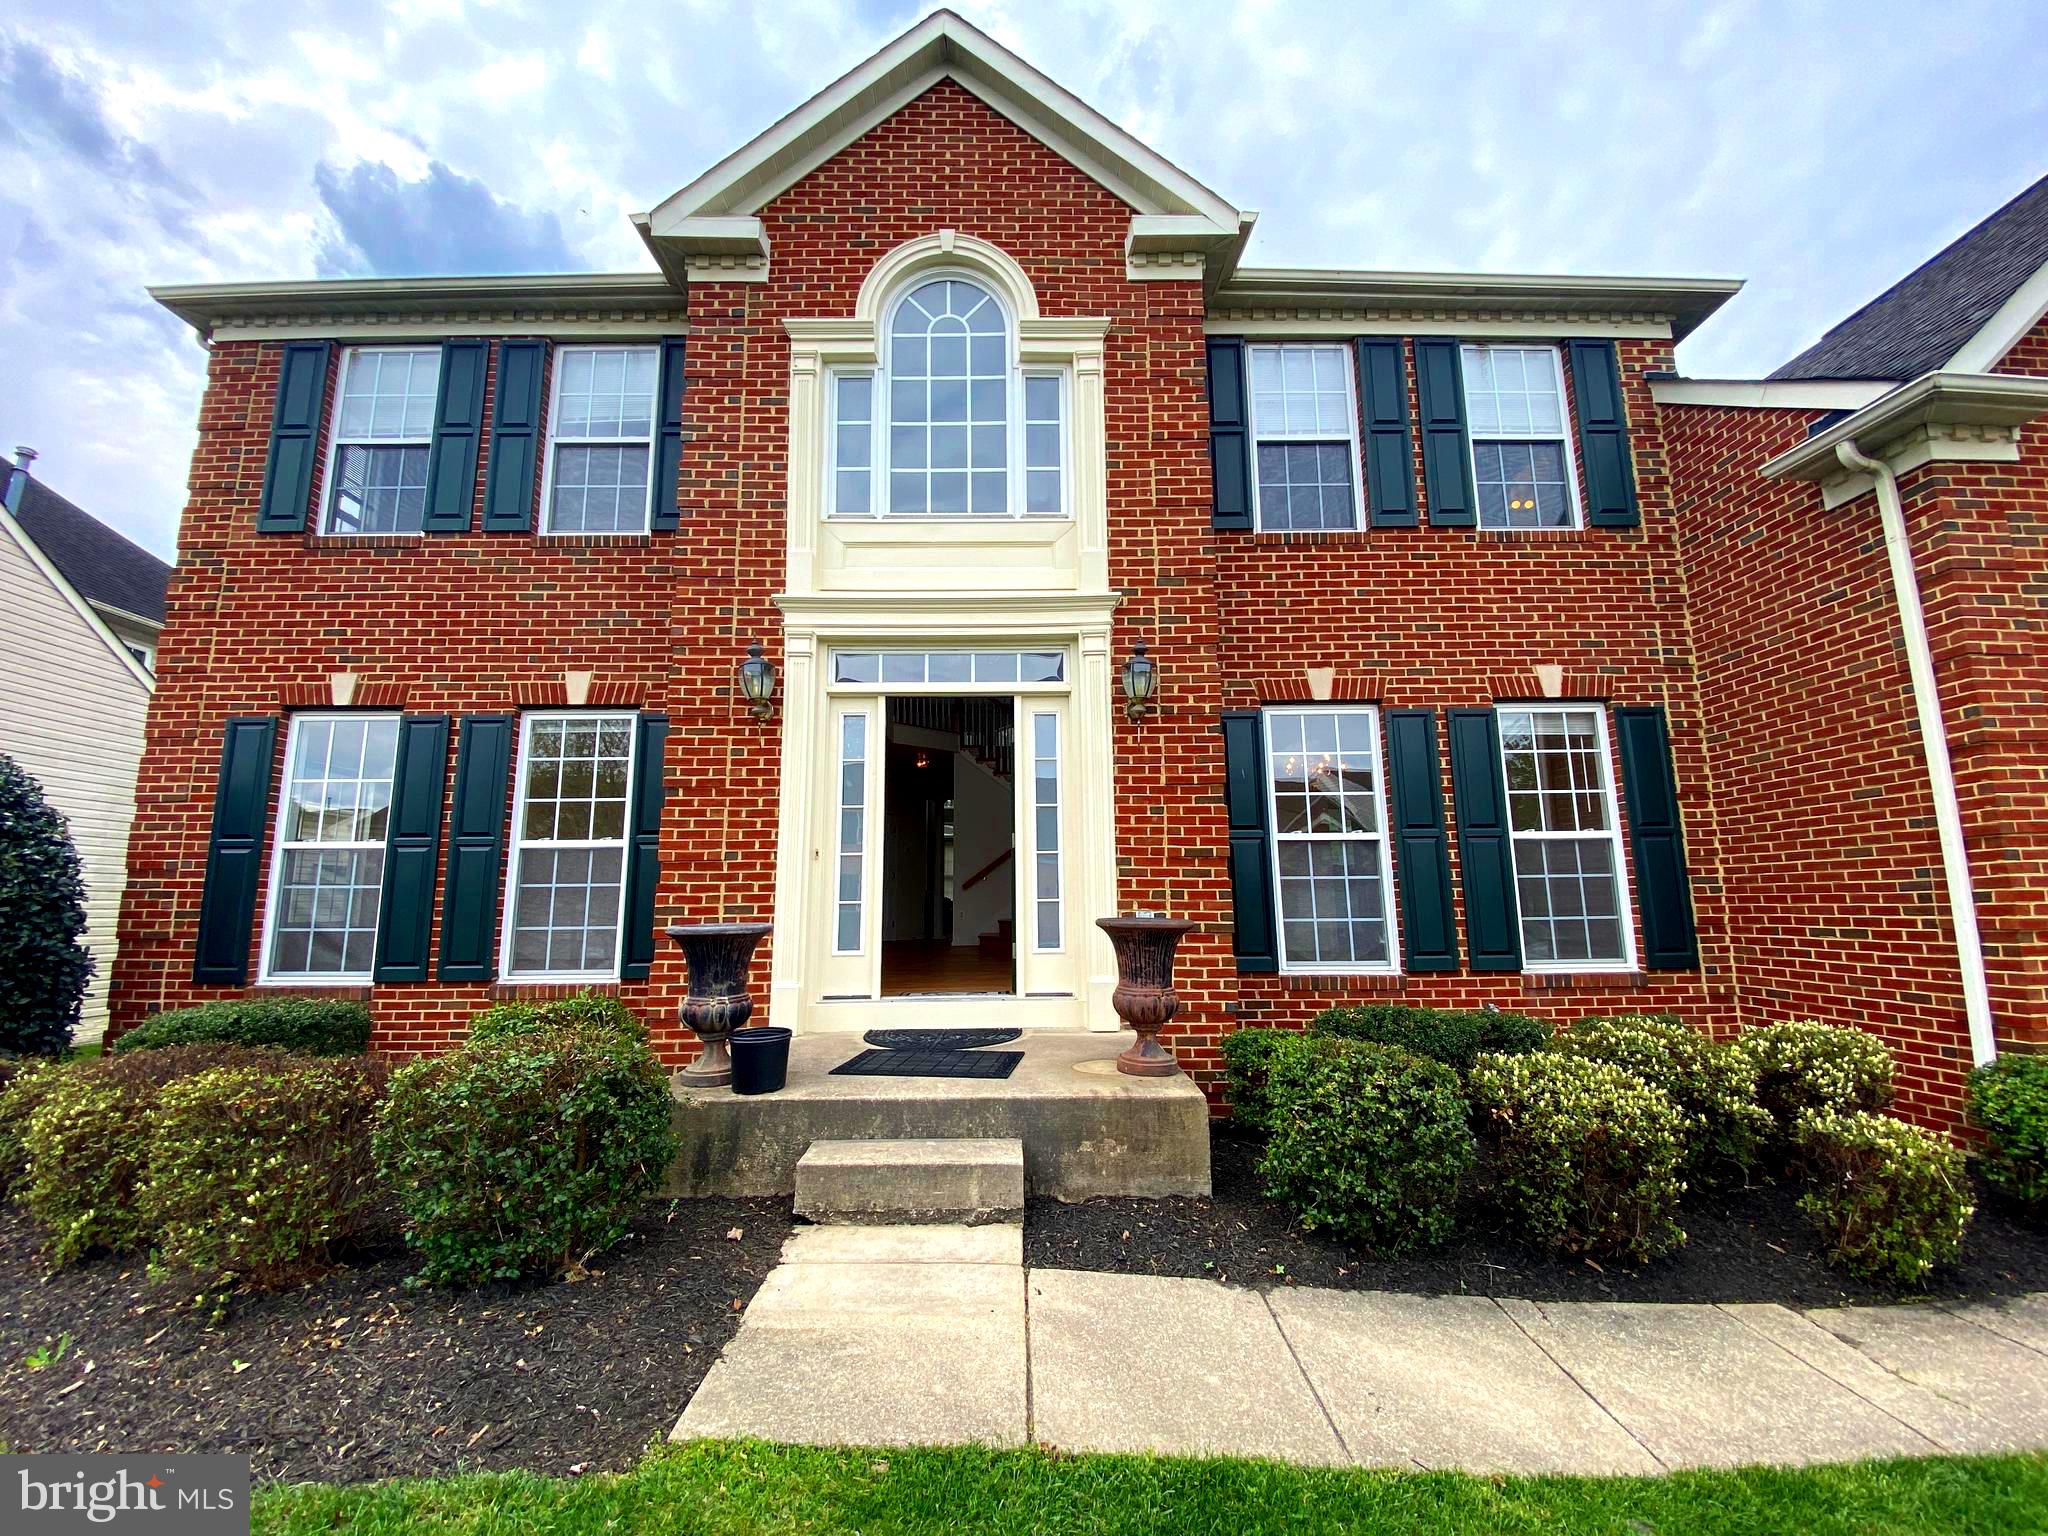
[1027,1123,2048,1308]
[0,1195,789,1483]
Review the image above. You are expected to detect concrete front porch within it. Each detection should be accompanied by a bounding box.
[664,1031,1211,1201]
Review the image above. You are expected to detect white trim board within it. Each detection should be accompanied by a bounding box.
[1946,258,2048,374]
[1649,378,1894,411]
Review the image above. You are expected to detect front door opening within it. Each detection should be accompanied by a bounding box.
[881,696,1015,996]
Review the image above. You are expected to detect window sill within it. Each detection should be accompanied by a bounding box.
[1239,528,1374,546]
[304,534,427,551]
[253,978,375,996]
[490,977,625,996]
[1521,969,1648,990]
[538,532,655,545]
[1273,971,1405,993]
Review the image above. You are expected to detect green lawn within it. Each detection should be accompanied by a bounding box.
[254,1440,2048,1536]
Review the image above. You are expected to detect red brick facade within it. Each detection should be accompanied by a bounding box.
[113,82,2047,1124]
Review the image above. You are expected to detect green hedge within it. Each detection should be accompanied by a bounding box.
[1969,1055,2048,1217]
[114,997,372,1057]
[1257,1037,1474,1255]
[1551,1015,1772,1188]
[0,1057,63,1197]
[0,753,92,1058]
[1311,1003,1549,1075]
[469,990,647,1046]
[1730,1021,1893,1141]
[1796,1109,1973,1287]
[1221,1028,1334,1132]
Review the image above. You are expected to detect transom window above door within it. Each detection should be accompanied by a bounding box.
[1248,343,1362,532]
[828,274,1067,520]
[832,649,1065,685]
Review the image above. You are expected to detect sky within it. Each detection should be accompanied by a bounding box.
[1,0,2044,560]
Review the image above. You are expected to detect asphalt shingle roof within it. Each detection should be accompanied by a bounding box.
[1770,172,2048,382]
[1,455,171,625]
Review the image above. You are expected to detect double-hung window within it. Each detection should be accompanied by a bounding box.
[827,274,1066,518]
[543,346,660,533]
[1263,707,1396,972]
[1462,344,1579,530]
[1497,706,1633,968]
[262,713,401,981]
[503,712,636,979]
[1247,343,1361,531]
[324,347,440,534]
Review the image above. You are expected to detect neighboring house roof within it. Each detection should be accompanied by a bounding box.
[0,455,171,626]
[1771,171,2048,382]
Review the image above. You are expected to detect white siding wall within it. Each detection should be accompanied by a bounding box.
[0,523,151,1038]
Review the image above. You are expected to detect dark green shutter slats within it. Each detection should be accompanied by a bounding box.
[373,715,450,982]
[1568,339,1640,527]
[193,717,279,984]
[1220,710,1278,972]
[1414,338,1476,527]
[652,339,686,532]
[1357,339,1417,527]
[618,713,669,980]
[1615,705,1698,969]
[437,715,514,982]
[422,339,489,534]
[483,340,548,532]
[1386,709,1458,971]
[1207,337,1253,532]
[256,342,332,534]
[1446,709,1522,972]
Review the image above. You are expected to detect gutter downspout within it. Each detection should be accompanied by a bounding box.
[1835,439,1996,1066]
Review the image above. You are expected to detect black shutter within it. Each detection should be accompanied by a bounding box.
[437,715,514,982]
[652,339,686,532]
[1568,339,1640,527]
[371,715,450,982]
[1414,338,1476,527]
[618,713,669,980]
[193,717,279,984]
[1220,710,1278,972]
[483,340,548,532]
[1385,709,1458,971]
[422,339,488,534]
[1614,705,1698,969]
[1357,339,1417,527]
[256,342,332,534]
[1207,337,1253,532]
[1446,709,1522,971]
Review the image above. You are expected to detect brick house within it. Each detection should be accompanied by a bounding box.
[119,12,2048,1129]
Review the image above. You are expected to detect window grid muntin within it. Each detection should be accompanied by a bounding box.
[1497,706,1634,970]
[262,712,402,982]
[1030,711,1062,951]
[323,347,441,535]
[887,277,1009,517]
[1246,343,1362,532]
[502,711,637,981]
[1462,343,1582,531]
[1263,707,1398,974]
[542,345,660,534]
[834,711,869,954]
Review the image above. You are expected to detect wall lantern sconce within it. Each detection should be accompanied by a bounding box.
[738,640,777,722]
[1121,639,1159,721]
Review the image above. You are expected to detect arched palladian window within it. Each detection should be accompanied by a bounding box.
[829,273,1067,519]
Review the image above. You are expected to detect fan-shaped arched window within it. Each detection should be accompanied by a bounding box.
[829,272,1066,519]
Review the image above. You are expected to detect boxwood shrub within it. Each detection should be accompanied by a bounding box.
[1257,1037,1474,1255]
[1310,1003,1550,1074]
[143,1054,392,1289]
[468,990,646,1046]
[21,1045,279,1264]
[1220,1027,1331,1132]
[1468,1051,1688,1263]
[1551,1014,1772,1188]
[113,997,371,1057]
[1796,1108,1973,1287]
[0,1057,63,1197]
[1969,1054,2048,1217]
[373,1023,678,1286]
[1731,1021,1894,1140]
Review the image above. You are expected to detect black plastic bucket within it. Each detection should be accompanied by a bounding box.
[730,1026,793,1096]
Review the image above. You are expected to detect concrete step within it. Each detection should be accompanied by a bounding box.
[794,1136,1026,1225]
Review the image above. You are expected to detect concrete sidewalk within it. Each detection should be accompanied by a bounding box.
[672,1224,2048,1474]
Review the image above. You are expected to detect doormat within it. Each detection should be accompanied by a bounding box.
[831,1047,1024,1080]
[863,1028,1022,1052]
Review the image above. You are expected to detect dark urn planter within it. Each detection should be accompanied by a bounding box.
[1096,914,1195,1078]
[666,923,772,1089]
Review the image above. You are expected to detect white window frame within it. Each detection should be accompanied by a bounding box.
[257,710,401,987]
[318,345,441,537]
[825,270,1071,521]
[832,708,870,957]
[1461,342,1584,532]
[1495,704,1637,973]
[1245,341,1365,533]
[538,344,661,536]
[499,710,639,984]
[1262,705,1400,977]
